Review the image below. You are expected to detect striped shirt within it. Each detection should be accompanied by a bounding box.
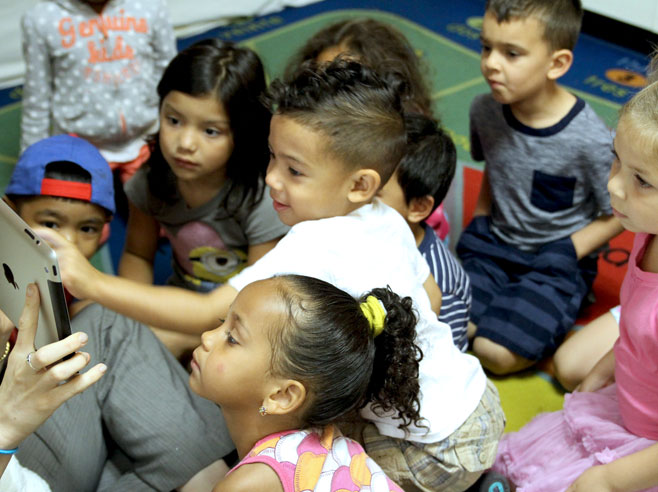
[419,224,471,351]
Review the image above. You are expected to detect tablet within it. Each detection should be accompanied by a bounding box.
[0,199,71,349]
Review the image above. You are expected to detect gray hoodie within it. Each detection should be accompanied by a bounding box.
[20,0,176,161]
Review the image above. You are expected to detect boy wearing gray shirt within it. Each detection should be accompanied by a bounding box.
[457,0,622,375]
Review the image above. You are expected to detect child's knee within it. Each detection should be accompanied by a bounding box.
[473,336,533,375]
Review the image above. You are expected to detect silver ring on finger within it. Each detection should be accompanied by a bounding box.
[26,351,38,371]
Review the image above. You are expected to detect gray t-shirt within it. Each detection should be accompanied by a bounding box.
[20,0,176,156]
[125,167,290,290]
[470,93,614,252]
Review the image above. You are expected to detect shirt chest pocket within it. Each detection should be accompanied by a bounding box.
[530,170,576,212]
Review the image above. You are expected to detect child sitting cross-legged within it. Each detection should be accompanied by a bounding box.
[457,0,622,375]
[378,112,471,352]
[198,274,418,491]
[42,60,504,491]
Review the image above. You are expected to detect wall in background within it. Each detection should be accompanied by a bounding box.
[583,0,658,34]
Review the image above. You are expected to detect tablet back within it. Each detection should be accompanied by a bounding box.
[0,199,71,349]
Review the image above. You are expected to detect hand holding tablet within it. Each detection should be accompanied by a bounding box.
[0,199,71,349]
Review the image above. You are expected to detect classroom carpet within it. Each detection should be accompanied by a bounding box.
[0,0,649,432]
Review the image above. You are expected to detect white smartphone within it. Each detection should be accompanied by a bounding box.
[0,199,71,349]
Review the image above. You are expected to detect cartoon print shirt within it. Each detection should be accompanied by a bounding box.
[230,426,404,492]
[20,0,176,160]
[125,168,290,291]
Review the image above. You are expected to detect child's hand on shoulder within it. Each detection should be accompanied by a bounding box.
[566,465,615,492]
[35,228,103,301]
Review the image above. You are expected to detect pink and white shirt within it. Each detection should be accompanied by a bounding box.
[230,426,403,492]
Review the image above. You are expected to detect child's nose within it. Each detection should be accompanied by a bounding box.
[178,128,196,152]
[265,163,281,190]
[201,326,221,350]
[607,172,625,200]
[483,52,500,72]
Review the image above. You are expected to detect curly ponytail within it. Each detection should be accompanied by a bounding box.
[269,275,423,432]
[361,287,424,431]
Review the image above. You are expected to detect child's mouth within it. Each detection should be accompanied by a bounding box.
[272,199,289,212]
[174,158,198,170]
[612,207,627,219]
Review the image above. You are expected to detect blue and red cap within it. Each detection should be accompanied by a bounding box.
[6,135,115,214]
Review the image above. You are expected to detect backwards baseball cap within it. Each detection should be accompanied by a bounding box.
[6,135,115,214]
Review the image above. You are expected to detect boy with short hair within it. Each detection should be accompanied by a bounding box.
[230,60,502,492]
[456,0,622,375]
[378,113,471,352]
[2,135,232,491]
[6,134,114,306]
[43,62,504,491]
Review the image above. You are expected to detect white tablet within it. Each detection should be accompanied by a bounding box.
[0,199,71,349]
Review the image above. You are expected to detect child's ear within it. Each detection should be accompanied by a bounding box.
[263,379,306,416]
[407,196,435,224]
[347,169,381,204]
[547,49,573,81]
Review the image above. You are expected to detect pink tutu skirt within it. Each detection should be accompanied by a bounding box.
[493,384,657,492]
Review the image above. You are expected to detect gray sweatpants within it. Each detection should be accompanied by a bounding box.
[17,304,233,491]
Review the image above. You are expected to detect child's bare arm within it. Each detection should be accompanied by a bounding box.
[423,274,442,316]
[247,237,282,265]
[577,348,615,393]
[567,442,658,492]
[570,215,623,260]
[37,228,239,333]
[118,202,159,284]
[213,463,283,492]
[554,310,619,391]
[473,170,492,217]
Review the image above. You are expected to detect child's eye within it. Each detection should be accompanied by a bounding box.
[225,329,238,346]
[40,221,59,229]
[288,167,302,177]
[507,50,519,58]
[80,225,101,234]
[205,128,222,137]
[166,116,180,126]
[480,41,491,52]
[635,174,652,189]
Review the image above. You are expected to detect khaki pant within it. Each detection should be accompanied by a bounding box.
[343,379,505,491]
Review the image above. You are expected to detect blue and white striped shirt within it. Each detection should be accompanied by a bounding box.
[419,224,471,352]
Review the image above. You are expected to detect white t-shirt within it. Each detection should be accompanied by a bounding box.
[1,457,50,492]
[230,200,487,443]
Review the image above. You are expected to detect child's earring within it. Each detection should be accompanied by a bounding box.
[259,406,268,417]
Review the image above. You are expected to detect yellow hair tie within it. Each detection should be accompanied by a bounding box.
[360,295,387,337]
